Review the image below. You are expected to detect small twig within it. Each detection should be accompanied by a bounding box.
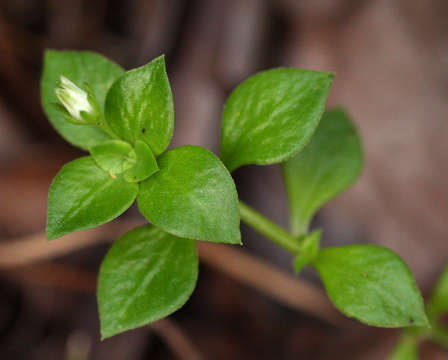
[0,220,347,326]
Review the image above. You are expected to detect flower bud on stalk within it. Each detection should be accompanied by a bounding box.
[54,75,100,125]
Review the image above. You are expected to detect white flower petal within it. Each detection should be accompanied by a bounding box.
[55,75,94,122]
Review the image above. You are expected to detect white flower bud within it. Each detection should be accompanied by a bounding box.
[55,76,95,123]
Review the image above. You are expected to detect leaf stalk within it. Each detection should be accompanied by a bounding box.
[239,201,300,254]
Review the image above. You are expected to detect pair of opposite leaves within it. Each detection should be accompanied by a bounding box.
[42,50,334,338]
[42,50,333,246]
[43,53,238,245]
[42,51,428,339]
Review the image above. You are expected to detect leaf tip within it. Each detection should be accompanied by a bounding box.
[45,233,57,242]
[100,328,114,341]
[231,230,242,245]
[45,229,63,242]
[150,54,167,68]
[45,224,59,241]
[413,312,430,328]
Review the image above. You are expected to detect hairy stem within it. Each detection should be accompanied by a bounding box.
[239,201,300,254]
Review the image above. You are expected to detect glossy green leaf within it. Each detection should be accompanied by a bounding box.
[46,157,138,240]
[90,140,136,175]
[282,109,363,236]
[313,245,428,327]
[105,56,173,155]
[294,230,321,273]
[427,263,448,321]
[220,68,334,172]
[124,140,159,182]
[98,225,198,339]
[41,50,124,149]
[137,146,241,244]
[388,335,419,360]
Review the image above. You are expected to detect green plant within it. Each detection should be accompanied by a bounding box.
[41,50,428,339]
[389,263,448,359]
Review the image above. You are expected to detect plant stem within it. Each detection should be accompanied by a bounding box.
[239,201,301,254]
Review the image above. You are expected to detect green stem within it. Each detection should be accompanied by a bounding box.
[291,217,310,238]
[239,201,301,254]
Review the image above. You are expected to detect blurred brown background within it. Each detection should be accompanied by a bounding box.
[0,0,447,359]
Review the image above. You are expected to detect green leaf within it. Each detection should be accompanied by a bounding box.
[427,263,448,321]
[90,140,136,175]
[282,109,363,236]
[388,335,419,360]
[124,140,159,182]
[313,245,428,328]
[46,157,138,240]
[41,50,124,150]
[105,56,174,156]
[137,146,241,244]
[294,230,321,273]
[98,225,198,339]
[220,68,334,172]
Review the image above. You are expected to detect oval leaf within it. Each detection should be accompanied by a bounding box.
[47,157,138,240]
[220,68,334,172]
[282,108,363,235]
[98,225,198,339]
[90,140,136,175]
[105,56,174,155]
[41,50,124,150]
[313,245,428,328]
[137,146,241,244]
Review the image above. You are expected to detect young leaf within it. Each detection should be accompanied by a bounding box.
[294,230,321,274]
[220,68,333,172]
[388,335,419,360]
[98,225,198,339]
[313,245,428,328]
[282,109,363,236]
[137,146,241,244]
[90,140,136,175]
[105,56,174,156]
[41,50,124,150]
[426,262,448,321]
[124,140,159,182]
[47,157,138,240]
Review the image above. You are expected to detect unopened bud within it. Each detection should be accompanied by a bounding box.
[55,76,98,124]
